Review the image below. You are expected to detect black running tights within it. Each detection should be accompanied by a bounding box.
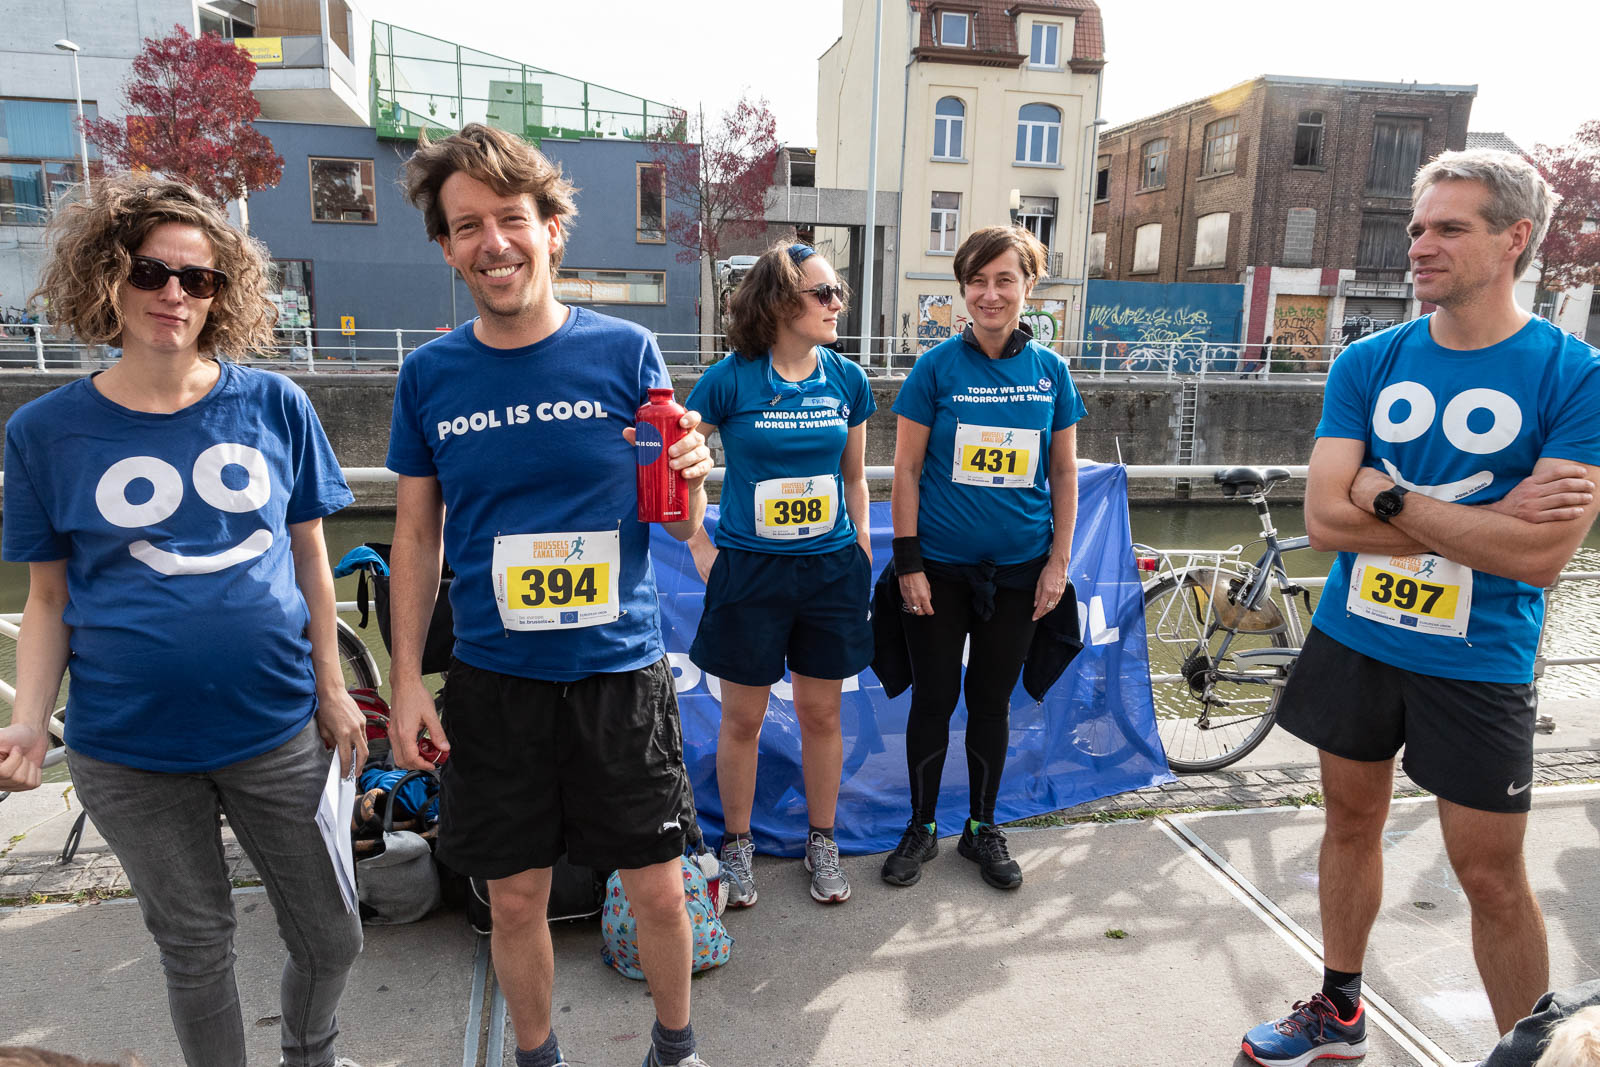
[901,574,1037,826]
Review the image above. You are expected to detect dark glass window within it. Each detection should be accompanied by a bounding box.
[1294,110,1324,166]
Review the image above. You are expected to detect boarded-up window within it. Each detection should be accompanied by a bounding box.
[1367,117,1425,197]
[1202,117,1237,175]
[1294,111,1324,166]
[1356,213,1411,270]
[1283,207,1316,266]
[1140,138,1168,189]
[1133,223,1161,273]
[1194,212,1229,267]
[1088,232,1106,276]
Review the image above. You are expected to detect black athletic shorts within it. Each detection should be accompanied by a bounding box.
[434,656,690,877]
[1275,627,1538,814]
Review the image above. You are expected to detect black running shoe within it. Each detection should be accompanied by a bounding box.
[958,822,1022,889]
[880,821,939,887]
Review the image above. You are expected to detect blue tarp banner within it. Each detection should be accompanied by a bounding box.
[649,461,1172,857]
[1085,280,1246,375]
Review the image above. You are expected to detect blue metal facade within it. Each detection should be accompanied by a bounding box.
[244,121,699,340]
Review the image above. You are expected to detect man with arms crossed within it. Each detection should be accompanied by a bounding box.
[386,124,714,1067]
[1242,150,1600,1066]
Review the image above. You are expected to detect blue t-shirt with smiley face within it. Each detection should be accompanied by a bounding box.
[1312,315,1600,682]
[2,362,353,771]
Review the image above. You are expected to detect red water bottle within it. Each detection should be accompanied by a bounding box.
[635,387,688,523]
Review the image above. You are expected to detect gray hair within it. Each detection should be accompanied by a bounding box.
[1413,149,1559,278]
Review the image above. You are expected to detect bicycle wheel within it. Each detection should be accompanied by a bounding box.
[1143,575,1289,773]
[337,617,382,691]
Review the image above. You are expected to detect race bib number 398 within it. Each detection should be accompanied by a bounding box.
[493,530,620,631]
[1347,552,1472,639]
[952,423,1041,488]
[753,474,838,540]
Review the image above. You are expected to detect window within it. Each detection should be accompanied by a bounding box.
[930,191,960,252]
[1356,214,1411,270]
[309,157,376,223]
[1015,104,1061,165]
[1294,110,1324,167]
[1193,212,1229,267]
[1017,195,1056,248]
[1095,157,1110,201]
[1140,138,1169,189]
[933,97,965,160]
[1283,207,1316,267]
[1088,233,1106,277]
[1367,116,1425,197]
[1133,223,1161,273]
[1202,116,1237,176]
[1029,22,1061,68]
[939,12,969,46]
[636,163,664,243]
[0,97,100,224]
[553,269,666,305]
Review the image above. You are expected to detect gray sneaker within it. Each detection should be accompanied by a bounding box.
[719,835,757,908]
[804,831,851,903]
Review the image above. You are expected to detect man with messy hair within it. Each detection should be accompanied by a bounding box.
[1241,150,1600,1065]
[385,124,714,1067]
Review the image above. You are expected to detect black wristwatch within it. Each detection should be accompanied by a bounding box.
[1373,485,1410,523]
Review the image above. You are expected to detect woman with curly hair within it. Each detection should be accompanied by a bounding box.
[684,240,875,906]
[0,173,366,1067]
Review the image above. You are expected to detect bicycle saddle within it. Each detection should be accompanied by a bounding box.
[1213,466,1292,497]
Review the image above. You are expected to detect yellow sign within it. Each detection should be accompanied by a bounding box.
[960,444,1029,478]
[1357,565,1459,618]
[235,37,284,64]
[504,563,609,610]
[762,495,832,527]
[340,316,355,336]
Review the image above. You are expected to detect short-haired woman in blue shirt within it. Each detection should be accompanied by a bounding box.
[882,226,1085,891]
[685,241,877,908]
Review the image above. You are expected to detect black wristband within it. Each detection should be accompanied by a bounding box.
[892,536,924,575]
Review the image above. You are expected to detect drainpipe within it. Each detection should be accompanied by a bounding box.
[892,2,914,361]
[1074,66,1105,351]
[859,0,884,367]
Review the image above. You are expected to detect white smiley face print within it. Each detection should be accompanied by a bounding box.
[94,443,274,575]
[1371,381,1523,501]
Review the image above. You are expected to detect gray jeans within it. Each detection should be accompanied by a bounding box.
[69,720,363,1067]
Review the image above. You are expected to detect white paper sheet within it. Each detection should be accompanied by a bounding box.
[316,753,359,915]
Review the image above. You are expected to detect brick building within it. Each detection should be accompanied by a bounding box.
[1090,75,1475,355]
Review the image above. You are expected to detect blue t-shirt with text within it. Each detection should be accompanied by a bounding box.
[892,332,1086,565]
[686,349,876,554]
[1312,315,1600,682]
[2,362,353,771]
[386,308,670,681]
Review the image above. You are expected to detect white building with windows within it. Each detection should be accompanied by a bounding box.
[817,0,1105,353]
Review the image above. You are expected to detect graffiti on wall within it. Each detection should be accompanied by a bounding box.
[1340,314,1397,345]
[917,294,968,351]
[1084,281,1244,373]
[1271,296,1329,365]
[1021,299,1066,348]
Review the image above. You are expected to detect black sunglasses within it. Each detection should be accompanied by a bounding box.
[128,256,229,300]
[800,283,846,307]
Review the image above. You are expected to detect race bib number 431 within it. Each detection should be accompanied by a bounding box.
[952,423,1041,488]
[1347,552,1472,639]
[493,530,620,631]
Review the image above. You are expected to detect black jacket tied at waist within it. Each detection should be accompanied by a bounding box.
[870,556,1085,702]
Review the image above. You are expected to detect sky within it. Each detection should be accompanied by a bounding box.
[377,0,1597,153]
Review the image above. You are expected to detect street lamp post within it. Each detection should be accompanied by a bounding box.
[53,39,91,199]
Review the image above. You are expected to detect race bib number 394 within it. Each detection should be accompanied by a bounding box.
[1346,552,1472,639]
[952,423,1041,488]
[493,530,620,631]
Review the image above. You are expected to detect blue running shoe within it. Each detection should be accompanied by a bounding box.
[1242,993,1367,1067]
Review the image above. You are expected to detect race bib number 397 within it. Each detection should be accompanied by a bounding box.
[1347,552,1472,639]
[493,530,620,631]
[952,423,1041,488]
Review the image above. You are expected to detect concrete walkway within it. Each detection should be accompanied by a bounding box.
[3,707,1596,1067]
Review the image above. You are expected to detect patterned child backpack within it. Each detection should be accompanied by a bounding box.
[601,849,733,979]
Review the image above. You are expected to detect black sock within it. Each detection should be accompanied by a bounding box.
[652,1019,695,1065]
[808,825,834,840]
[514,1030,561,1067]
[724,830,751,848]
[1322,967,1362,1020]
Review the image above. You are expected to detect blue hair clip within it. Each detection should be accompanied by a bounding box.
[786,244,817,265]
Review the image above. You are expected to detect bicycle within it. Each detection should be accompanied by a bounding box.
[1137,466,1313,774]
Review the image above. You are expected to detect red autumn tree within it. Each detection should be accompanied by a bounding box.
[648,95,780,267]
[1531,121,1600,293]
[83,25,283,209]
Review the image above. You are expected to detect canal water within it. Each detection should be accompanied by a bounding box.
[2,504,1596,744]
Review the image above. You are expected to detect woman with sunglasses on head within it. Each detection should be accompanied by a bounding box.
[879,225,1084,892]
[684,240,876,907]
[0,173,365,1067]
